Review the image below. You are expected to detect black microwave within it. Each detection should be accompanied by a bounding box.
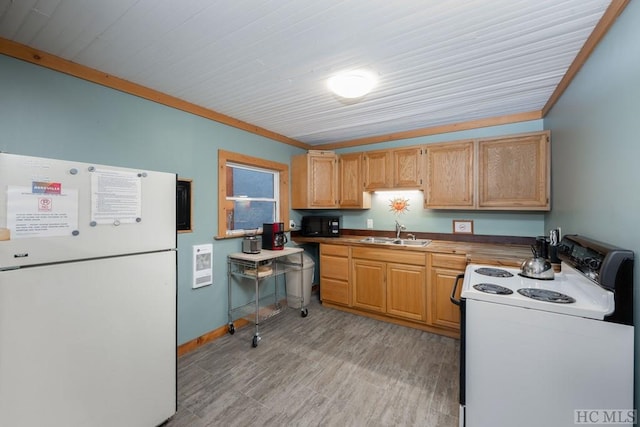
[301,216,340,237]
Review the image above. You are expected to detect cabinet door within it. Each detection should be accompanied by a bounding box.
[352,259,386,313]
[364,151,391,190]
[424,141,474,208]
[291,152,338,209]
[386,263,426,322]
[393,148,422,188]
[339,153,371,209]
[309,154,339,208]
[478,133,550,210]
[430,267,463,329]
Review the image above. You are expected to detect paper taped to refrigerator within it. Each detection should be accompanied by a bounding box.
[6,185,79,239]
[90,169,142,225]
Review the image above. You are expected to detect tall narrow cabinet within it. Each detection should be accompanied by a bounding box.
[338,152,371,209]
[424,141,474,209]
[291,151,339,209]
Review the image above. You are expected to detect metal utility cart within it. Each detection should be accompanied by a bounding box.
[227,247,308,347]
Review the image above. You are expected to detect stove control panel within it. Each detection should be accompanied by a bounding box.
[557,236,604,281]
[557,234,634,325]
[557,235,633,288]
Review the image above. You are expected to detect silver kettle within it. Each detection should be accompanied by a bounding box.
[520,245,555,280]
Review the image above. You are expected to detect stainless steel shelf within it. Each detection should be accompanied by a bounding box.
[227,247,308,347]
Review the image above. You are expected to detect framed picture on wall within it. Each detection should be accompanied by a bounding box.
[177,178,193,233]
[453,220,473,234]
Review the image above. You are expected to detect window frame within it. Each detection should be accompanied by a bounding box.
[217,149,289,238]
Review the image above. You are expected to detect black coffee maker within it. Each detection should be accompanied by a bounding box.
[262,222,287,250]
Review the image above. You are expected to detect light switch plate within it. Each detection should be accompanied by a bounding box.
[366,219,374,229]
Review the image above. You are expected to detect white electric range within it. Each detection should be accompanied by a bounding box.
[455,235,635,427]
[461,262,614,319]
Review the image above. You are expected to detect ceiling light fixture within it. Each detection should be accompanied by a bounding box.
[327,70,377,99]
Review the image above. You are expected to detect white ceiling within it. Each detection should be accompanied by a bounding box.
[0,0,614,146]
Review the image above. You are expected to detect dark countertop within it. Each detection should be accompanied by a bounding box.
[291,235,530,267]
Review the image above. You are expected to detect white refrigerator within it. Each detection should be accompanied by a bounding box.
[0,153,177,427]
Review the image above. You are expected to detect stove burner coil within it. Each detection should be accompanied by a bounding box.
[474,267,514,278]
[473,283,514,295]
[517,288,576,304]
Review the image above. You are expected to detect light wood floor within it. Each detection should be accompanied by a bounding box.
[165,294,459,427]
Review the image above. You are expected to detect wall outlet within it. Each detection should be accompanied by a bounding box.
[366,219,374,229]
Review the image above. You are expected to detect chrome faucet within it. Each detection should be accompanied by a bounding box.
[395,220,406,239]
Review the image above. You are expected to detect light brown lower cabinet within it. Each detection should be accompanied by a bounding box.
[386,263,426,322]
[319,244,350,306]
[428,253,466,329]
[351,247,427,323]
[352,259,386,313]
[320,243,465,338]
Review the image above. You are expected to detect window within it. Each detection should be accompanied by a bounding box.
[217,150,289,237]
[226,163,277,231]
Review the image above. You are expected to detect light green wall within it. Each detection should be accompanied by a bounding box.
[544,0,640,410]
[0,51,550,346]
[0,54,305,345]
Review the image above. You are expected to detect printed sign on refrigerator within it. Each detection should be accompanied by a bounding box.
[6,184,79,238]
[90,169,142,225]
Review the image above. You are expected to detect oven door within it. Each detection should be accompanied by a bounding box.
[463,299,633,427]
[450,274,466,427]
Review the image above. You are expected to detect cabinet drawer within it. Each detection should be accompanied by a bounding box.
[320,255,349,279]
[352,247,426,266]
[430,253,467,270]
[320,244,349,257]
[320,278,349,305]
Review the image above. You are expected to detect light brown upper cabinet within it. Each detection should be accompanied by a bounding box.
[338,152,371,209]
[423,131,550,210]
[291,151,339,209]
[478,132,550,210]
[393,147,423,188]
[424,141,474,209]
[364,147,422,190]
[363,150,391,189]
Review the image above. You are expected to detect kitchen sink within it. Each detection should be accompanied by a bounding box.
[359,237,431,247]
[359,237,394,244]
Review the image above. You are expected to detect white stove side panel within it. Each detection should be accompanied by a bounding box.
[465,299,634,427]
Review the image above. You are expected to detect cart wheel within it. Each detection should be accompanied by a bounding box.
[228,323,235,335]
[252,335,260,347]
[301,308,309,318]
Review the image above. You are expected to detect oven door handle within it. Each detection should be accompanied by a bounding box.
[450,274,465,306]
